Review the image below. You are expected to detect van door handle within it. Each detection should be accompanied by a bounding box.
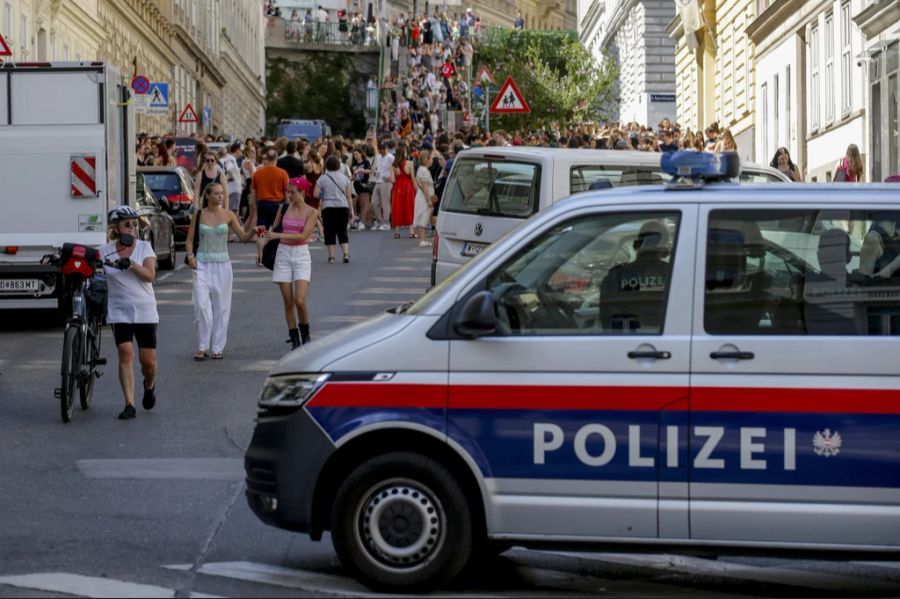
[628,350,671,360]
[710,351,755,360]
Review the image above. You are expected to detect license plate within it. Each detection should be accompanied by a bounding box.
[0,279,39,293]
[461,242,488,257]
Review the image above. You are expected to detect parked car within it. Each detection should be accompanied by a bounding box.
[137,166,195,248]
[135,172,177,270]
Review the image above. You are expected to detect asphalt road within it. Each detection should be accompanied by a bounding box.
[1,231,900,598]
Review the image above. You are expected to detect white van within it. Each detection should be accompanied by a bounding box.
[432,147,791,285]
[246,153,900,592]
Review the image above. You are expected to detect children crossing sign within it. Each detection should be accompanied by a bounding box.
[178,103,200,123]
[490,77,530,114]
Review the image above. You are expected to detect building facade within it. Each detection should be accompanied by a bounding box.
[579,0,677,127]
[383,0,576,30]
[669,0,757,163]
[749,0,868,181]
[0,0,266,139]
[854,0,900,182]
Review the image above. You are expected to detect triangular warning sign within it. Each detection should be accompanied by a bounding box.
[0,33,11,57]
[476,64,494,84]
[178,103,199,123]
[490,77,530,114]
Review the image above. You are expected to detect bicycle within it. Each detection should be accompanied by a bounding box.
[45,244,128,423]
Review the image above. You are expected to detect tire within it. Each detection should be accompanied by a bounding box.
[79,317,101,410]
[59,325,80,423]
[331,452,473,593]
[158,227,176,270]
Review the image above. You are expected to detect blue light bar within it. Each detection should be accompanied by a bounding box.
[661,151,741,179]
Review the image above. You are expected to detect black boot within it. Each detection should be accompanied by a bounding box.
[299,323,311,345]
[287,328,300,350]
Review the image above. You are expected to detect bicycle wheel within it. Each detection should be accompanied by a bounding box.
[60,325,80,423]
[79,317,101,410]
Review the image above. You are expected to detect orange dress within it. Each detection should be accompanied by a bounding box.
[391,161,416,228]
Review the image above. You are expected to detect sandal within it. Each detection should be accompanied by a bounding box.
[193,351,209,361]
[408,233,416,238]
[343,255,350,263]
[328,256,336,264]
[393,233,401,239]
[211,352,224,360]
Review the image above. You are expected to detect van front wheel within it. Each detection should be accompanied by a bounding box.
[331,452,473,592]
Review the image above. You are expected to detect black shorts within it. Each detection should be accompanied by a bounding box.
[111,323,158,349]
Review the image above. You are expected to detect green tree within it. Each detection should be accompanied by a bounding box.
[266,55,367,137]
[474,29,619,131]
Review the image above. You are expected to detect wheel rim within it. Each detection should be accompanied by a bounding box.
[355,479,444,571]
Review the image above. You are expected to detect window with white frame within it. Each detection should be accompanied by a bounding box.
[774,74,780,149]
[786,65,792,142]
[761,82,768,158]
[3,2,11,41]
[810,24,820,130]
[19,13,27,55]
[825,13,835,123]
[841,1,852,114]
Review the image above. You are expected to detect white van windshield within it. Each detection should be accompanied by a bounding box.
[443,158,540,219]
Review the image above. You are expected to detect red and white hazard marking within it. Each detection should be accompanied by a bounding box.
[71,155,97,198]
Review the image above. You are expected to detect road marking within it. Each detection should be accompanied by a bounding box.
[320,315,371,323]
[77,458,243,481]
[156,263,187,283]
[356,288,426,294]
[0,573,220,598]
[370,277,430,284]
[550,552,900,594]
[238,359,281,372]
[377,266,423,271]
[163,561,496,598]
[347,299,407,306]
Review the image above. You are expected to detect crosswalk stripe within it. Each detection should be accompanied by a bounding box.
[0,573,220,598]
[163,561,497,598]
[549,552,900,594]
[377,266,423,271]
[356,288,426,294]
[348,299,410,306]
[370,277,429,283]
[77,458,243,481]
[320,315,371,323]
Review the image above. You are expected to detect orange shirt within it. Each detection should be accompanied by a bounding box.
[251,164,289,202]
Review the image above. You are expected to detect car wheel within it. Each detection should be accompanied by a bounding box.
[331,452,473,593]
[158,228,176,270]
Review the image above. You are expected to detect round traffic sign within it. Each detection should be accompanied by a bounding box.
[131,75,150,95]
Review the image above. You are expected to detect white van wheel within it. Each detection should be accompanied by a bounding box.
[332,452,472,592]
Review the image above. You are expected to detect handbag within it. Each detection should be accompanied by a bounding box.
[260,205,286,271]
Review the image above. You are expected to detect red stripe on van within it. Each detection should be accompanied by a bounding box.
[307,383,900,415]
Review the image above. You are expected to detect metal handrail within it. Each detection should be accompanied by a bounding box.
[282,18,377,46]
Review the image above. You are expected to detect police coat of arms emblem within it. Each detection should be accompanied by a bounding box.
[813,429,842,457]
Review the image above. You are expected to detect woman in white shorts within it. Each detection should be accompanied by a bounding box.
[259,176,317,349]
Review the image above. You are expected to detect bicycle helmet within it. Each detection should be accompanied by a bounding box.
[107,205,140,223]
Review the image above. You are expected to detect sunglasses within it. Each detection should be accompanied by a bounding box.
[122,221,138,229]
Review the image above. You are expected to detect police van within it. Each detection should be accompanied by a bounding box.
[432,147,791,286]
[245,152,900,592]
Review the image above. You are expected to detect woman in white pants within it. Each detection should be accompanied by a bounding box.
[258,177,317,349]
[185,183,258,360]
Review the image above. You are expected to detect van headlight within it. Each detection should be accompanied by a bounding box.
[258,374,330,409]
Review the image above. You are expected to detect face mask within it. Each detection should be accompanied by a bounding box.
[120,232,135,247]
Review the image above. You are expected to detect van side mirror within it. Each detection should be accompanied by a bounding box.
[453,290,497,338]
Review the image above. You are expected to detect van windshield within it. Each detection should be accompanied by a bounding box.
[443,158,540,219]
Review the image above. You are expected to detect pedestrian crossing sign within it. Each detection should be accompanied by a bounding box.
[148,83,169,108]
[490,77,530,114]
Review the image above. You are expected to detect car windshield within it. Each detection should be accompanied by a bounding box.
[142,172,183,197]
[443,158,541,219]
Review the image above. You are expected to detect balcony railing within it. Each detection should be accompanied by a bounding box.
[281,19,378,47]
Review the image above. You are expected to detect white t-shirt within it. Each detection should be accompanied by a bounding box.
[373,153,395,183]
[223,154,243,195]
[101,240,159,324]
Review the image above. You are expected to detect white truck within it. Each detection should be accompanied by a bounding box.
[0,62,135,310]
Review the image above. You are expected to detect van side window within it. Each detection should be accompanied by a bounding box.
[570,166,667,194]
[484,212,680,336]
[443,158,540,219]
[705,209,900,335]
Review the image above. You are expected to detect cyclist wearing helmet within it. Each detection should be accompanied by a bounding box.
[102,206,159,420]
